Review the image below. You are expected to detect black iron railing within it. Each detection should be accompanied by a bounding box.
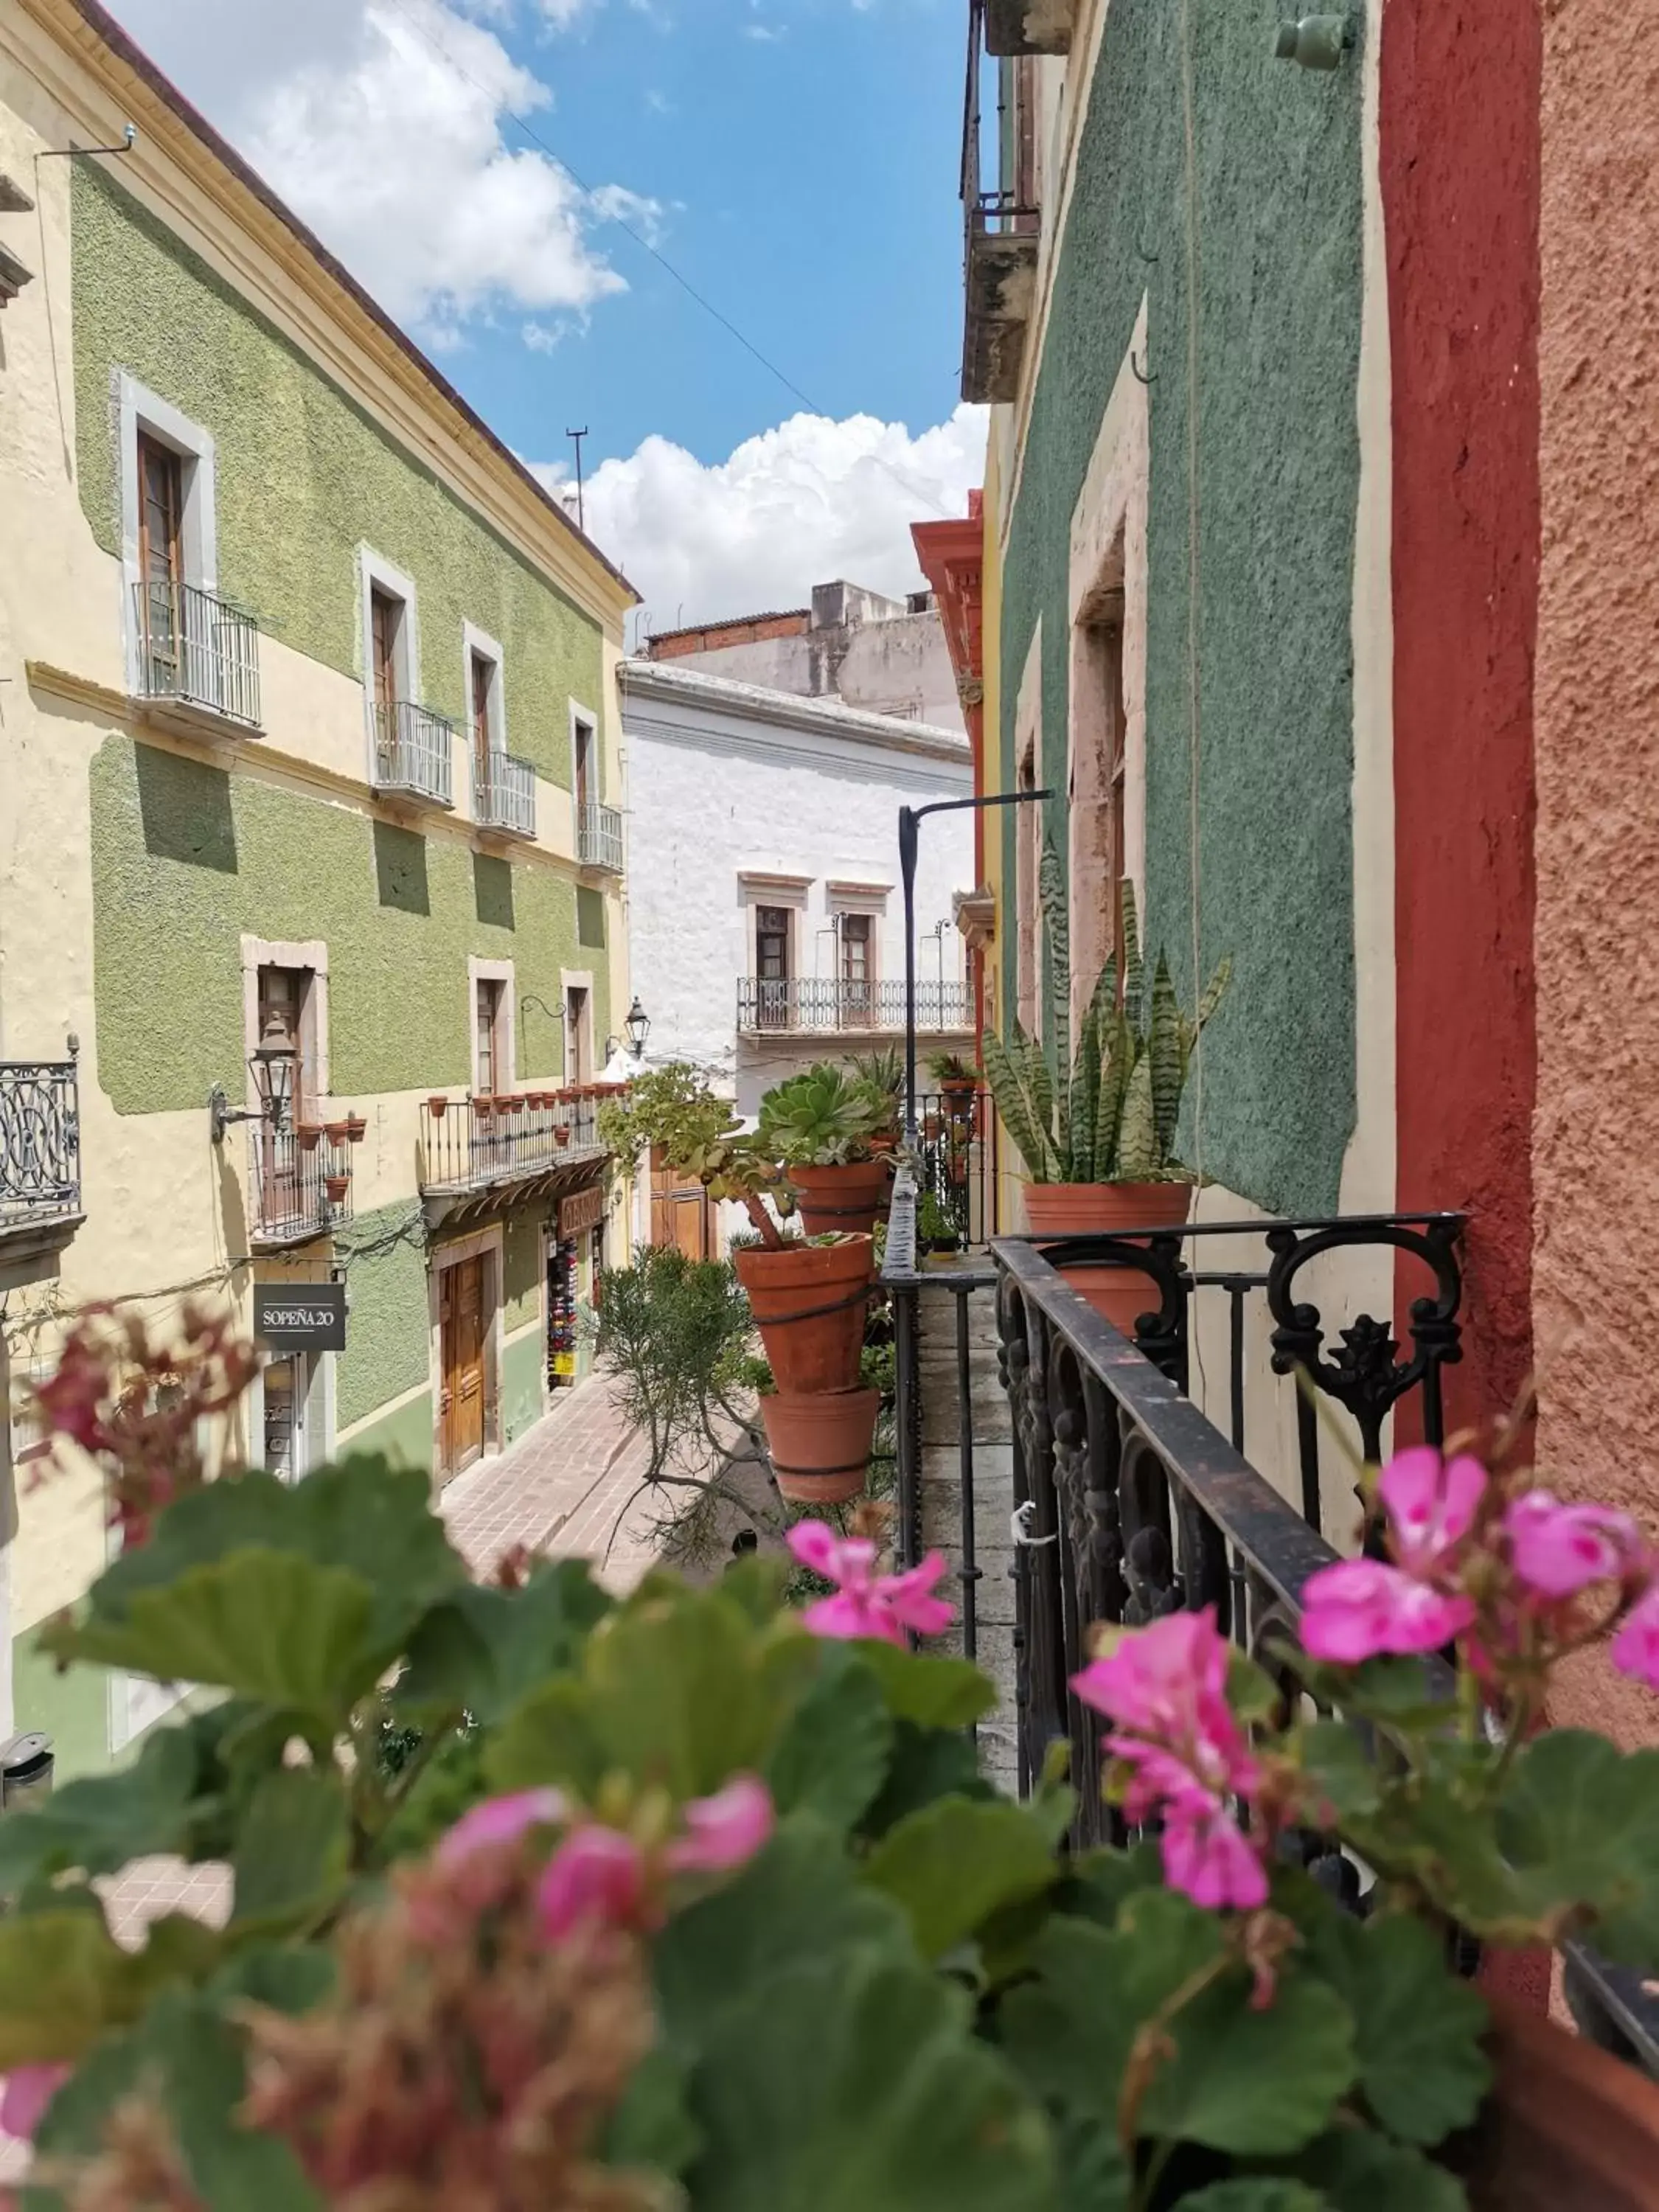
[251,1125,352,1248]
[882,1175,1659,2077]
[132,580,261,728]
[737,978,973,1035]
[0,1059,81,1234]
[419,1091,602,1195]
[913,1089,999,1248]
[373,700,454,807]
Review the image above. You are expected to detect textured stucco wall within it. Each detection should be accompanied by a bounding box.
[678,616,967,733]
[72,164,603,785]
[88,737,606,1111]
[1532,0,1659,1751]
[334,1200,431,1433]
[997,0,1364,1214]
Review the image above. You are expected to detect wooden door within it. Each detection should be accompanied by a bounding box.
[756,905,790,1029]
[566,987,591,1086]
[574,719,593,814]
[840,912,872,1026]
[439,1255,487,1478]
[136,432,183,679]
[649,1146,714,1260]
[471,651,495,784]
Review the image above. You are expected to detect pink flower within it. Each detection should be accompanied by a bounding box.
[437,1788,567,1868]
[0,2063,69,2141]
[1300,1557,1476,1663]
[664,1775,774,1874]
[786,1521,956,1646]
[1378,1447,1486,1576]
[1505,1490,1642,1599]
[1072,1610,1266,1913]
[535,1825,647,1941]
[1613,1585,1659,1692]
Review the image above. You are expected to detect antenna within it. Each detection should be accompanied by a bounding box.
[565,426,588,533]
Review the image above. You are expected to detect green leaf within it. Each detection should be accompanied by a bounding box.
[0,1722,201,1891]
[602,2045,703,2179]
[1295,2127,1470,2211]
[861,1720,992,1837]
[1055,2117,1130,2212]
[1298,1720,1385,1824]
[1148,953,1184,1156]
[49,1551,378,1720]
[1302,1913,1489,2148]
[1058,1842,1165,1927]
[854,1640,998,1729]
[230,1769,351,1933]
[686,1944,1056,2212]
[490,1585,815,1802]
[25,1986,321,2212]
[209,1944,335,2017]
[1120,880,1144,1030]
[1496,1730,1659,1965]
[1143,1971,1356,2157]
[863,1798,1058,1960]
[396,1559,613,1723]
[653,1820,909,2046]
[1116,1053,1158,1180]
[1174,2187,1324,2212]
[0,1910,149,2067]
[765,1650,894,1831]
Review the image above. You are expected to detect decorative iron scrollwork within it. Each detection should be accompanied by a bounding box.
[0,1059,81,1225]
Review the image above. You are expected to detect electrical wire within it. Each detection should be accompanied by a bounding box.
[374,0,958,526]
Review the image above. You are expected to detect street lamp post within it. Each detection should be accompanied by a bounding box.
[898,788,1053,1144]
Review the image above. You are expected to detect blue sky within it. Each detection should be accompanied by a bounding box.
[102,0,987,625]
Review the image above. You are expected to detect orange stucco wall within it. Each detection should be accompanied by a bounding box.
[1532,0,1659,1745]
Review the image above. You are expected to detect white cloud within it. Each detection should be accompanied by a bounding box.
[532,406,988,633]
[102,0,643,339]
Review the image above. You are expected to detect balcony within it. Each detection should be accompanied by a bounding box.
[473,749,537,840]
[576,799,625,873]
[132,580,262,738]
[417,1090,609,1228]
[249,1124,354,1251]
[984,0,1074,52]
[961,0,1039,405]
[0,1059,83,1270]
[737,977,974,1037]
[372,700,454,809]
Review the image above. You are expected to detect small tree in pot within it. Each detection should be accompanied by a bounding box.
[984,849,1230,1335]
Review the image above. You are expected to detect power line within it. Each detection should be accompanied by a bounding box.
[375,0,957,524]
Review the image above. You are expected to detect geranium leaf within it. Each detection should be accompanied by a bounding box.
[1140,1967,1356,2156]
[602,2046,702,2179]
[49,1551,379,1721]
[1497,1731,1659,1966]
[1055,2117,1130,2211]
[863,1798,1058,1961]
[230,1769,351,1933]
[1298,1720,1384,1823]
[0,1722,201,1890]
[395,1560,613,1723]
[1175,2187,1324,2211]
[1060,1843,1164,1927]
[854,1641,998,1728]
[1296,2126,1470,2210]
[765,1650,894,1830]
[685,1945,1055,2212]
[861,1721,992,1838]
[0,1910,149,2067]
[1303,1913,1489,2146]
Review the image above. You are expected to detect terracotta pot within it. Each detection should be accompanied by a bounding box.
[790,1160,891,1239]
[324,1173,349,1204]
[1023,1180,1192,1338]
[344,1114,367,1144]
[427,1096,448,1119]
[1455,2001,1659,2211]
[323,1121,350,1144]
[733,1235,873,1397]
[941,1077,978,1098]
[474,1099,495,1119]
[759,1387,880,1506]
[504,1095,525,1115]
[554,1127,571,1147]
[296,1124,322,1152]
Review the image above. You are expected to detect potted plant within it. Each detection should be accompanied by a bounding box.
[13,1352,1659,2208]
[426,1094,449,1119]
[741,1355,879,1506]
[846,1045,905,1148]
[323,1169,349,1204]
[928,1048,981,1097]
[916,1186,961,1258]
[294,1121,322,1152]
[598,1063,872,1401]
[344,1113,368,1144]
[473,1095,495,1121]
[322,1116,350,1145]
[554,1123,572,1148]
[984,855,1230,1335]
[757,1063,894,1239]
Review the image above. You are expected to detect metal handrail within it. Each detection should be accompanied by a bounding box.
[418,1091,605,1195]
[132,580,261,728]
[576,799,624,872]
[251,1124,352,1247]
[737,977,973,1034]
[473,749,537,837]
[372,700,453,807]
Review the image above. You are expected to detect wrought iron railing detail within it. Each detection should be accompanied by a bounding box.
[419,1091,604,1196]
[132,580,261,728]
[576,801,624,872]
[0,1060,81,1233]
[251,1126,352,1248]
[372,700,453,807]
[913,1089,999,1248]
[737,977,973,1035]
[472,750,536,838]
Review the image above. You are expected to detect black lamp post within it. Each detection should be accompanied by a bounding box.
[623,995,650,1058]
[898,788,1053,1144]
[209,1013,296,1144]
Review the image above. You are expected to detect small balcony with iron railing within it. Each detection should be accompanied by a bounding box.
[131,580,262,738]
[472,749,537,840]
[737,976,974,1037]
[249,1121,356,1251]
[418,1088,610,1225]
[960,0,1040,404]
[576,800,625,873]
[0,1055,83,1268]
[372,700,454,809]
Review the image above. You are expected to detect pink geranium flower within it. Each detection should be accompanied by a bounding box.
[1613,1585,1659,1692]
[1300,1557,1476,1662]
[1505,1490,1642,1599]
[535,1825,648,1941]
[0,2063,69,2141]
[1378,1447,1486,1575]
[1072,1609,1265,1913]
[664,1775,774,1873]
[437,1787,566,1868]
[786,1521,956,1645]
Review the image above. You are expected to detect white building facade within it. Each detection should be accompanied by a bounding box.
[619,660,976,1139]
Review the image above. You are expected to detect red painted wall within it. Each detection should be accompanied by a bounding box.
[1382,0,1540,1450]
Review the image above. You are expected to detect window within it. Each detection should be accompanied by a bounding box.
[470,650,496,779]
[256,964,312,1228]
[1015,740,1040,1038]
[476,977,505,1096]
[135,432,184,686]
[372,589,402,714]
[573,715,595,813]
[1069,574,1129,1009]
[566,984,592,1086]
[358,550,420,760]
[120,377,219,700]
[839,913,872,1026]
[756,905,791,1030]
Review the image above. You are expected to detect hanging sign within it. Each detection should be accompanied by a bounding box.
[254,1283,347,1353]
[558,1184,606,1239]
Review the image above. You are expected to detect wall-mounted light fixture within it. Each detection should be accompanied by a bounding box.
[1273,13,1352,68]
[605,996,651,1062]
[209,1012,296,1144]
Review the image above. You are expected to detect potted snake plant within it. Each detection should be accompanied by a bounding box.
[984,848,1230,1335]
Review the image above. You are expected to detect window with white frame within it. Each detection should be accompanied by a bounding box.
[359,547,420,755]
[119,375,218,697]
[465,623,506,772]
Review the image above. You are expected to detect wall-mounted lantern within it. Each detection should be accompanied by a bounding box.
[209,1012,296,1144]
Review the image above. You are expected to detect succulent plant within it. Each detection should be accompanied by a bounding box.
[983,845,1230,1185]
[757,1063,892,1167]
